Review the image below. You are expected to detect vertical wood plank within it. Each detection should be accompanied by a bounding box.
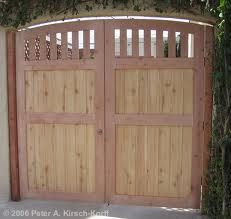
[181,32,188,58]
[64,71,75,113]
[183,69,193,114]
[54,124,65,192]
[126,127,136,195]
[171,70,184,114]
[116,126,125,194]
[27,124,36,191]
[45,124,55,192]
[124,70,139,113]
[7,31,20,201]
[116,70,125,113]
[120,29,127,57]
[86,125,95,193]
[160,70,173,114]
[144,29,151,57]
[29,37,35,61]
[135,126,146,195]
[146,127,159,196]
[72,31,79,59]
[39,34,46,60]
[169,127,183,197]
[61,32,68,60]
[158,127,170,196]
[148,69,160,113]
[180,127,192,197]
[86,70,95,114]
[132,29,139,57]
[168,30,175,58]
[156,29,163,58]
[65,125,77,192]
[50,33,57,60]
[138,70,148,113]
[25,71,34,112]
[83,30,90,58]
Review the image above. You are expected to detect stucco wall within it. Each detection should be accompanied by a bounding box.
[0,30,10,203]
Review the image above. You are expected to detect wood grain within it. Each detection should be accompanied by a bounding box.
[7,31,20,201]
[25,70,95,113]
[116,69,193,114]
[115,125,192,198]
[26,124,95,193]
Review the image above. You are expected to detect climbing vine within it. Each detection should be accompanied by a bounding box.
[0,0,214,28]
[202,0,231,218]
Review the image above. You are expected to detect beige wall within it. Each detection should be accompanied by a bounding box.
[0,30,10,203]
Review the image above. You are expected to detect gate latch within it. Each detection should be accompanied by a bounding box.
[97,129,103,135]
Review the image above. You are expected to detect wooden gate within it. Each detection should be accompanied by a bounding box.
[105,20,204,208]
[16,19,208,208]
[16,21,105,202]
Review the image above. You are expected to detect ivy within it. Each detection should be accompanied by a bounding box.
[0,0,215,28]
[202,0,231,218]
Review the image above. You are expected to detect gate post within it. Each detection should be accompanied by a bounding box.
[0,29,10,203]
[7,31,21,201]
[202,26,214,195]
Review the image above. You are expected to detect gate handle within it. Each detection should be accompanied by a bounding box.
[97,129,103,135]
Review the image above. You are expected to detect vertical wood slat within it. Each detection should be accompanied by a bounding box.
[39,34,46,60]
[83,30,90,58]
[168,30,175,58]
[72,31,79,59]
[120,29,127,57]
[144,29,151,57]
[29,37,35,61]
[181,32,188,58]
[156,29,163,58]
[132,29,139,57]
[61,32,68,60]
[7,31,21,201]
[50,33,57,60]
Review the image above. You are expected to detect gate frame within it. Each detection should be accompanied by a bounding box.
[104,19,207,208]
[7,19,213,207]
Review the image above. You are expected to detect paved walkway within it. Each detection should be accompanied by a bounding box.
[0,200,207,219]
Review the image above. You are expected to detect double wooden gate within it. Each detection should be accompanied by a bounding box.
[16,19,210,208]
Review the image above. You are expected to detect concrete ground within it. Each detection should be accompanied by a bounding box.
[0,200,207,219]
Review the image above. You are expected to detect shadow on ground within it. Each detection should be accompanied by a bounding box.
[0,200,208,219]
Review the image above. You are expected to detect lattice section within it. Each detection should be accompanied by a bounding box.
[68,48,72,59]
[46,41,51,60]
[35,37,40,60]
[57,44,62,59]
[23,29,95,62]
[24,40,29,61]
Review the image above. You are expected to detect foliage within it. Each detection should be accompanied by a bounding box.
[202,0,231,218]
[0,0,216,28]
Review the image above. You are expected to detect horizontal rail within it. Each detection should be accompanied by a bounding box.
[115,58,194,69]
[26,113,95,124]
[23,59,96,70]
[114,114,193,126]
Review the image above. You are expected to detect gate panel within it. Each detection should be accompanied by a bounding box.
[105,20,204,208]
[16,21,105,202]
[115,126,192,198]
